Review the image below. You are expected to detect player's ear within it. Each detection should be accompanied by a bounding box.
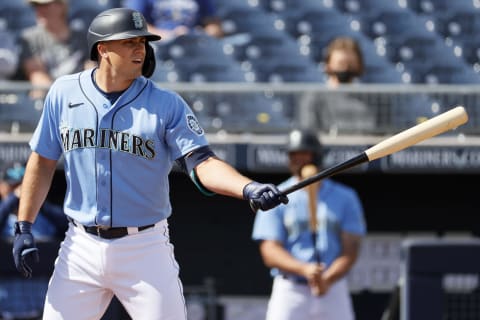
[96,42,108,59]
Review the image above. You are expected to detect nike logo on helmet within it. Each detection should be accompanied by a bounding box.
[68,102,84,108]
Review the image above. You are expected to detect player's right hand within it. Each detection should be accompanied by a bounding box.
[302,262,325,296]
[12,221,39,278]
[243,181,289,211]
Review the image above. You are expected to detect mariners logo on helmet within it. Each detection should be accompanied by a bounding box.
[187,115,204,136]
[132,12,143,29]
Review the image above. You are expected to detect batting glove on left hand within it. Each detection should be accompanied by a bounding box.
[243,181,289,212]
[12,221,39,278]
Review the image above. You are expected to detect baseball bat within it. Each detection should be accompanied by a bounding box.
[250,106,468,212]
[301,164,319,235]
[301,164,322,296]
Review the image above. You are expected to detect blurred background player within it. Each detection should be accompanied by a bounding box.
[0,161,67,239]
[122,0,224,42]
[252,129,367,320]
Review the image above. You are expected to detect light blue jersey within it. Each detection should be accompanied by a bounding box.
[252,178,366,277]
[30,68,208,227]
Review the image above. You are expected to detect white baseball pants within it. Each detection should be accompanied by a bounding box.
[42,220,187,320]
[265,275,355,320]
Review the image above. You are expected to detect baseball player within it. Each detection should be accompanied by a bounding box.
[12,8,288,320]
[252,129,366,320]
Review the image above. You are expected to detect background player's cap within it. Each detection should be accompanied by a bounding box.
[287,129,322,154]
[0,161,25,185]
[87,8,161,61]
[286,129,323,165]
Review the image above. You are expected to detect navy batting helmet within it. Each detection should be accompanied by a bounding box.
[87,8,161,77]
[287,129,323,164]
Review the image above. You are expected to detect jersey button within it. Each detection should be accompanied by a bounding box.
[103,104,108,109]
[101,180,106,186]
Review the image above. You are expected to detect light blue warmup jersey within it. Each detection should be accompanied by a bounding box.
[252,178,366,277]
[30,69,208,227]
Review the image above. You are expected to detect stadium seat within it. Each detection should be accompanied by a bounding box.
[403,0,475,16]
[280,5,352,39]
[357,9,432,41]
[247,56,324,83]
[150,61,180,83]
[359,39,404,83]
[0,94,42,133]
[228,29,301,64]
[259,0,332,13]
[378,33,468,84]
[211,0,251,12]
[155,33,228,61]
[68,1,121,29]
[361,64,404,84]
[332,0,406,15]
[154,32,248,82]
[177,61,247,83]
[451,36,480,67]
[217,5,280,36]
[0,4,35,32]
[69,7,103,31]
[68,0,113,13]
[422,64,480,84]
[435,10,480,40]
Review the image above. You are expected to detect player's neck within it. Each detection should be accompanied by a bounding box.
[94,68,134,93]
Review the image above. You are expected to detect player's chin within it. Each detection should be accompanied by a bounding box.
[130,67,143,78]
[130,61,143,77]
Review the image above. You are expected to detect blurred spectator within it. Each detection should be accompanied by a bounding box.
[0,161,68,239]
[0,31,20,80]
[122,0,224,42]
[17,0,95,98]
[298,36,376,135]
[324,37,364,87]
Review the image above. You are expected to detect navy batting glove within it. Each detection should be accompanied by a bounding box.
[243,181,289,212]
[12,221,39,278]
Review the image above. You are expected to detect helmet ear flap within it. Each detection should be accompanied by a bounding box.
[142,43,156,78]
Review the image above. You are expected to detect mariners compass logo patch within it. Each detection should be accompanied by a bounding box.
[132,12,144,29]
[186,114,204,136]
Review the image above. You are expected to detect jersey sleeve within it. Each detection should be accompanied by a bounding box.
[29,85,63,160]
[340,189,367,236]
[164,92,209,161]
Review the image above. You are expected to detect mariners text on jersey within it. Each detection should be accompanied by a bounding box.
[60,127,155,159]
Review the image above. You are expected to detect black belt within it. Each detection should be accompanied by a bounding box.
[281,275,308,285]
[69,219,155,239]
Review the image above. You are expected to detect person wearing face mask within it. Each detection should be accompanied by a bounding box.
[298,36,376,135]
[324,37,364,86]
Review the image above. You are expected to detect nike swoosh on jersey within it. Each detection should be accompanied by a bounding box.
[68,102,84,108]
